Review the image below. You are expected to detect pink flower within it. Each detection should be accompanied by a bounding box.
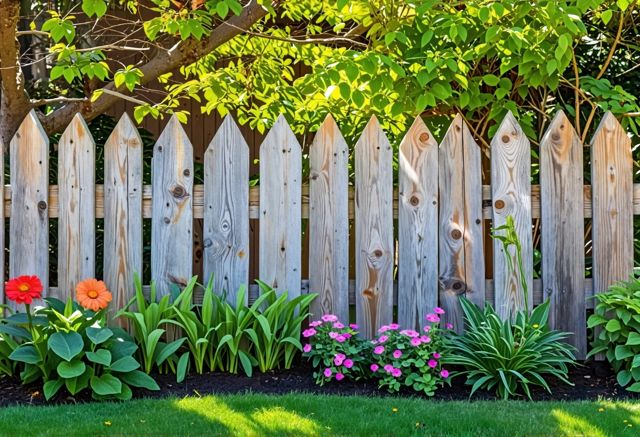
[400,329,419,338]
[446,323,454,330]
[378,335,389,343]
[410,338,422,347]
[420,335,431,343]
[423,325,431,332]
[309,320,323,327]
[389,323,400,330]
[370,364,379,372]
[383,364,394,373]
[333,322,345,329]
[303,328,316,338]
[428,359,437,368]
[329,331,339,339]
[303,344,312,353]
[391,368,402,378]
[335,372,345,381]
[373,345,385,355]
[322,314,338,322]
[433,352,441,359]
[344,359,354,369]
[334,353,345,366]
[393,349,402,359]
[440,369,449,378]
[323,368,333,378]
[434,307,445,315]
[349,324,359,330]
[378,325,390,333]
[335,335,346,343]
[342,332,352,339]
[426,313,440,323]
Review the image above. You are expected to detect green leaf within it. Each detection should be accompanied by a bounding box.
[177,352,190,383]
[627,333,640,345]
[90,374,122,396]
[86,327,113,345]
[606,319,622,332]
[118,370,160,391]
[49,332,84,361]
[615,345,634,360]
[86,349,112,367]
[483,74,500,86]
[618,370,632,387]
[601,9,613,24]
[109,356,140,373]
[9,345,40,364]
[57,360,86,378]
[44,379,64,400]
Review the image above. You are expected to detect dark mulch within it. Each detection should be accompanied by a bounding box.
[0,360,637,408]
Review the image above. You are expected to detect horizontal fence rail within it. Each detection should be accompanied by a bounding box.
[1,109,635,360]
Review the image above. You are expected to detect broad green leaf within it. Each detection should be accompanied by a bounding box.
[119,370,160,391]
[48,332,84,362]
[86,327,113,345]
[90,374,122,396]
[9,345,40,364]
[57,360,86,378]
[109,356,140,373]
[86,349,112,367]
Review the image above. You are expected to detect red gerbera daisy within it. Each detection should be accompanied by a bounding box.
[5,275,43,305]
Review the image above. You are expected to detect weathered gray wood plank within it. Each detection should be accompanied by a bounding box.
[104,113,143,317]
[259,115,302,299]
[355,116,394,338]
[438,114,484,333]
[9,110,49,308]
[491,111,533,319]
[398,117,438,329]
[203,116,250,305]
[540,111,586,358]
[151,115,194,297]
[309,115,349,321]
[57,114,96,301]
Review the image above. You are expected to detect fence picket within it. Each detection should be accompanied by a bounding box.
[104,113,143,317]
[491,112,533,319]
[203,116,250,304]
[540,111,586,358]
[57,114,95,301]
[309,115,349,321]
[151,115,194,297]
[398,117,438,329]
[355,116,394,338]
[439,114,484,333]
[9,110,49,308]
[259,115,302,298]
[591,112,634,359]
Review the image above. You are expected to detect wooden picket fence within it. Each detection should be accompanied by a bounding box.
[1,109,635,359]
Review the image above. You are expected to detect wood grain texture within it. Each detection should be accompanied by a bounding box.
[438,114,485,333]
[398,117,438,329]
[491,111,533,319]
[9,110,49,308]
[203,116,250,305]
[590,112,634,292]
[57,114,95,301]
[309,114,349,322]
[540,111,586,358]
[355,116,394,338]
[104,113,143,318]
[151,115,194,297]
[259,115,302,298]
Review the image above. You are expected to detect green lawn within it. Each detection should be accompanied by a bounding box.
[0,394,638,436]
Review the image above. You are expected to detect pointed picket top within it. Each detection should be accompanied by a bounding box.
[440,113,464,148]
[400,116,438,157]
[540,110,579,149]
[206,115,249,154]
[491,111,533,319]
[312,114,348,151]
[355,115,391,150]
[261,114,301,152]
[591,111,631,151]
[107,112,143,147]
[60,113,94,145]
[156,114,192,153]
[13,109,48,145]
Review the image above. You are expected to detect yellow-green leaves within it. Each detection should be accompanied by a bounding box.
[114,66,144,92]
[82,0,108,18]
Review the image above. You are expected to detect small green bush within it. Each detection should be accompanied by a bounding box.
[587,277,640,391]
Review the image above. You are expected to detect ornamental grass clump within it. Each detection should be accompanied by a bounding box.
[302,315,369,384]
[369,309,451,396]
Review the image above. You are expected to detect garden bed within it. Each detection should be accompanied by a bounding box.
[0,360,635,408]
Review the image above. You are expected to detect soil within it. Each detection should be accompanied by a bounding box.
[0,360,637,408]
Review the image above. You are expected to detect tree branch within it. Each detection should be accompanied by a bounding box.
[40,0,273,135]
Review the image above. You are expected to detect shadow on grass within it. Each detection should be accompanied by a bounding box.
[551,400,640,436]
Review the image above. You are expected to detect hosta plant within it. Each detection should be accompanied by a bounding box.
[369,310,451,396]
[303,315,369,385]
[587,277,640,391]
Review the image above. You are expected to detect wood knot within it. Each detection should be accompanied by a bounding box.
[237,250,245,258]
[373,249,383,258]
[551,132,560,141]
[37,201,47,211]
[419,132,430,143]
[163,217,170,224]
[171,185,186,198]
[203,238,212,248]
[409,196,420,206]
[452,281,466,294]
[362,289,374,299]
[494,199,505,210]
[501,135,510,143]
[183,169,190,177]
[451,229,462,240]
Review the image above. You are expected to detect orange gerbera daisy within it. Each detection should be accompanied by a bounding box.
[5,275,43,305]
[76,278,112,311]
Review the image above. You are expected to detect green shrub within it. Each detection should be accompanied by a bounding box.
[587,277,640,391]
